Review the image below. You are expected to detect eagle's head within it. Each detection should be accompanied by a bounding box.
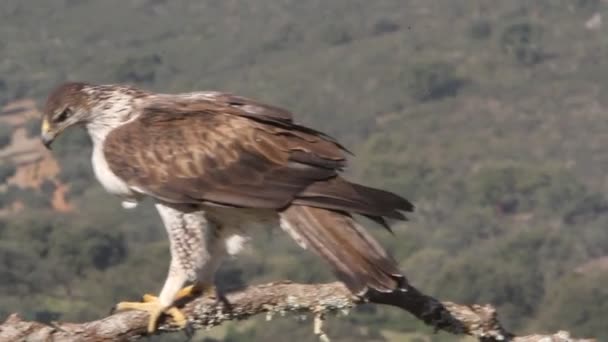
[41,82,145,149]
[41,82,92,148]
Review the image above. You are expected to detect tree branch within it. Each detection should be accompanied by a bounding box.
[0,281,596,342]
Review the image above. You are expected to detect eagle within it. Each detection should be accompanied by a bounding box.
[40,82,413,333]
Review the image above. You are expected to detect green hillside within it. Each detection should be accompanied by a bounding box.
[1,1,607,340]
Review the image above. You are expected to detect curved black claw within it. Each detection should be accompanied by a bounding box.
[182,321,195,341]
[214,291,233,312]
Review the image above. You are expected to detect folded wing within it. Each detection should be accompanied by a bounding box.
[104,95,412,220]
[103,94,413,293]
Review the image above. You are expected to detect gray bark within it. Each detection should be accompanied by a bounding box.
[0,281,596,342]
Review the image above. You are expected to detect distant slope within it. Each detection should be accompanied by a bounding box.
[0,100,72,213]
[0,1,607,341]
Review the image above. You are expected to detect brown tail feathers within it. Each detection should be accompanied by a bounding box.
[293,177,414,230]
[279,205,406,294]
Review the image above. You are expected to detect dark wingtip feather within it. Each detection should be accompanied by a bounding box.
[350,182,414,213]
[363,215,394,234]
[296,177,414,225]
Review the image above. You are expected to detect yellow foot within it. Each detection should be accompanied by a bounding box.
[113,285,229,333]
[114,295,188,333]
[174,285,203,301]
[176,284,231,309]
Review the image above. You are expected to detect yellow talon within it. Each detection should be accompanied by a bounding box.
[141,293,157,302]
[175,285,203,300]
[174,284,220,302]
[114,294,189,333]
[113,284,224,333]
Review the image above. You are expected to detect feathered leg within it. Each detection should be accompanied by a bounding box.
[174,228,231,309]
[114,203,218,333]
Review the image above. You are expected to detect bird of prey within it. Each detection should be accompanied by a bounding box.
[40,82,413,333]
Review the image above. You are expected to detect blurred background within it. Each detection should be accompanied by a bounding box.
[1,1,607,341]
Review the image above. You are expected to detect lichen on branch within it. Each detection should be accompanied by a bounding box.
[0,281,596,342]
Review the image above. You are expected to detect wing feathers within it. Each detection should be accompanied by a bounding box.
[280,205,406,294]
[105,102,344,208]
[294,177,413,224]
[105,94,412,223]
[103,92,414,294]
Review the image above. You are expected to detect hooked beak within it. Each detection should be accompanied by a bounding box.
[40,119,55,150]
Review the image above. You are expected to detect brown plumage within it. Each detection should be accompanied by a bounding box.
[281,205,405,292]
[101,95,412,293]
[41,82,414,331]
[104,99,343,209]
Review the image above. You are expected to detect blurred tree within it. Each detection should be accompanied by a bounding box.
[0,163,16,183]
[114,54,163,85]
[405,62,466,102]
[535,272,608,341]
[500,23,545,66]
[563,193,608,225]
[371,18,400,36]
[0,125,12,148]
[575,0,600,10]
[323,24,353,46]
[5,188,51,209]
[470,165,586,214]
[40,179,57,197]
[48,227,127,277]
[24,118,41,138]
[469,20,492,40]
[0,79,7,106]
[432,236,545,330]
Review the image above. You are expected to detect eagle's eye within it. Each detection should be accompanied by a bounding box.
[53,108,72,123]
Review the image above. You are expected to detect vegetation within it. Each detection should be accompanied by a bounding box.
[0,163,16,184]
[0,125,12,149]
[0,1,607,341]
[23,118,41,138]
[500,22,546,66]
